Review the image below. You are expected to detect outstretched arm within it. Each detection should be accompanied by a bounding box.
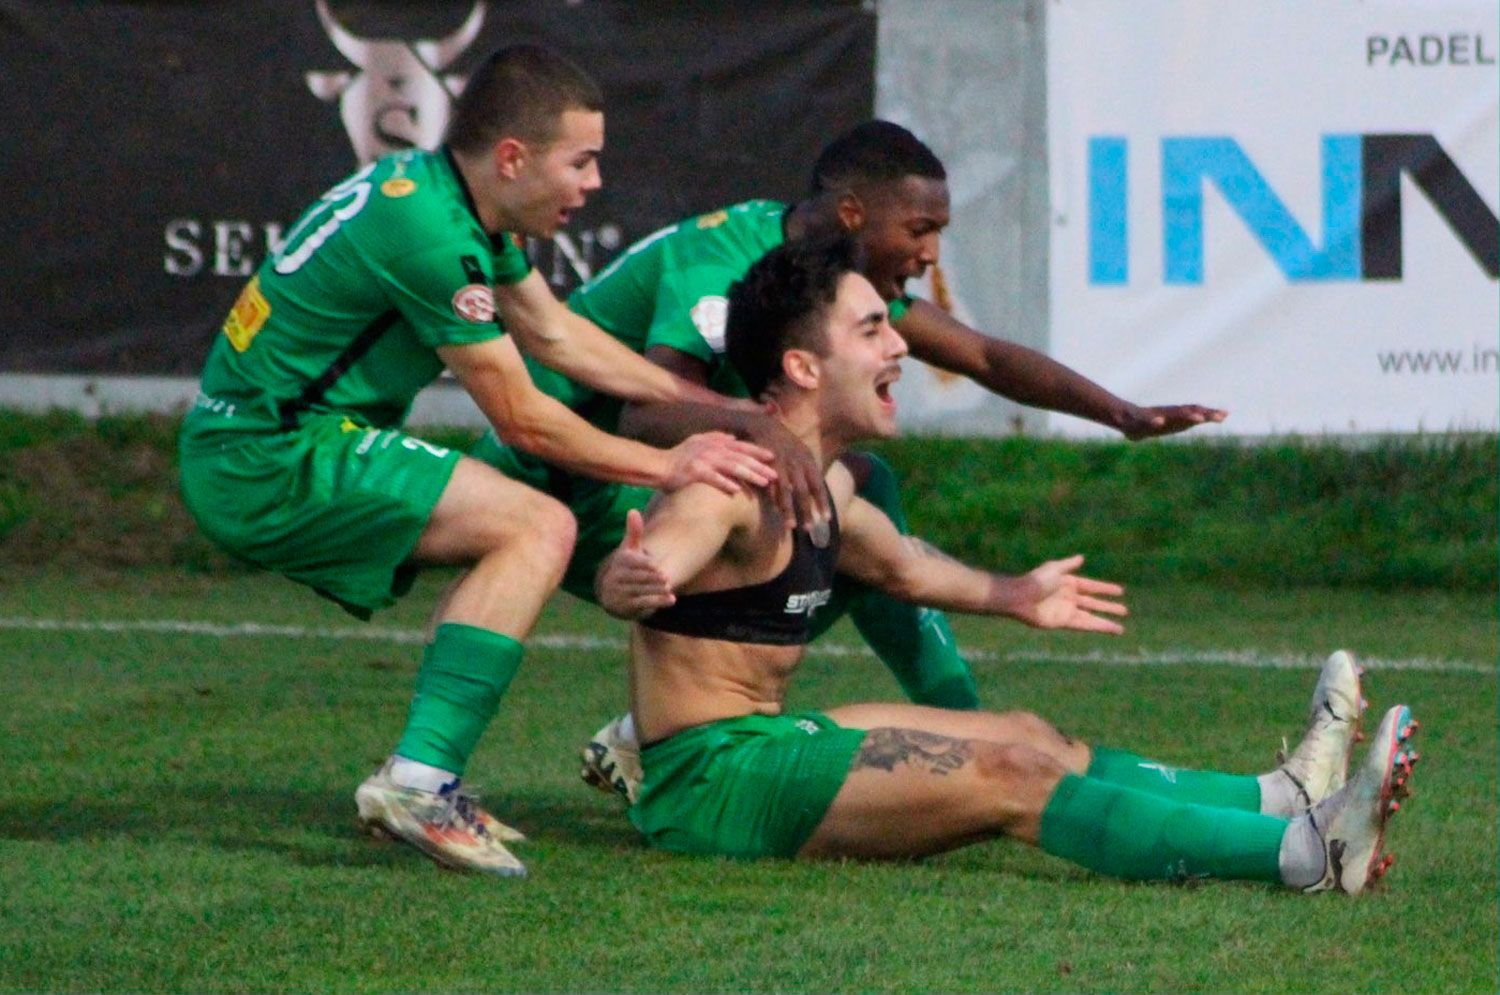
[896,298,1227,439]
[833,470,1127,634]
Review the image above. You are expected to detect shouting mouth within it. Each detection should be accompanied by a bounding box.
[874,365,901,414]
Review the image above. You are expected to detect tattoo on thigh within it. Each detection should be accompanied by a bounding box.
[853,728,973,776]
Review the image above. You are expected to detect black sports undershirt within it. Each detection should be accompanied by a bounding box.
[640,496,839,646]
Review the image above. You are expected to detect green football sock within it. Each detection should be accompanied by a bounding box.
[394,623,524,776]
[838,452,979,710]
[1040,773,1286,883]
[1087,746,1263,812]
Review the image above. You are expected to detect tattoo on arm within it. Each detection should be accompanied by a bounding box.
[852,728,973,776]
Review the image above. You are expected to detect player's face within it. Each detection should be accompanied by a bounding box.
[513,108,604,236]
[817,272,909,441]
[852,176,950,302]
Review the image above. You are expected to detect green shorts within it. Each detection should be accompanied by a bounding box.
[629,712,868,859]
[468,433,652,601]
[178,411,460,618]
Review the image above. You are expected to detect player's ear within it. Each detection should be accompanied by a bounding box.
[834,191,865,232]
[494,136,528,179]
[783,348,820,390]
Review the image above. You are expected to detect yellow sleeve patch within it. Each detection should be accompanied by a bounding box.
[696,210,729,230]
[223,276,271,352]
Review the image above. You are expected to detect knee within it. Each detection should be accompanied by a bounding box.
[999,710,1081,752]
[973,740,1064,782]
[972,741,1068,821]
[475,492,576,568]
[523,495,578,569]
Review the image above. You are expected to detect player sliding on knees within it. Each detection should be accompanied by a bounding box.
[592,236,1419,893]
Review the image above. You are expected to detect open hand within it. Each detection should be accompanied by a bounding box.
[1118,404,1228,440]
[1010,554,1127,634]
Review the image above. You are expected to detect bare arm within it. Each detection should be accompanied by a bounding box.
[493,270,735,409]
[441,336,774,493]
[897,298,1227,439]
[832,468,1127,633]
[594,486,754,619]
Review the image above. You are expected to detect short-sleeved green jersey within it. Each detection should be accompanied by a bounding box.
[188,148,530,436]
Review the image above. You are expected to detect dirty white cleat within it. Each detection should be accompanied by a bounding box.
[580,715,643,804]
[1302,704,1419,894]
[355,761,527,877]
[1275,649,1366,810]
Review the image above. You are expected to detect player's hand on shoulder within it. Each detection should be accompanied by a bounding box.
[1011,554,1128,634]
[662,431,777,495]
[747,403,831,533]
[597,509,675,620]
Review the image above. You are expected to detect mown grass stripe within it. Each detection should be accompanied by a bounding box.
[2,616,1491,674]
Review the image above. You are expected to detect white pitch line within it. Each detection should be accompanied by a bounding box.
[0,616,1492,674]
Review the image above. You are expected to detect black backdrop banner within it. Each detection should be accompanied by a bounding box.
[0,1,874,375]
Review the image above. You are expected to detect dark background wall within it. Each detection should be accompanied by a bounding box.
[0,1,875,375]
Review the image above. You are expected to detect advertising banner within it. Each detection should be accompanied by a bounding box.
[1047,0,1499,435]
[0,1,874,377]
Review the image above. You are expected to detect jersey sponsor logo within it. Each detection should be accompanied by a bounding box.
[690,295,729,353]
[222,276,271,352]
[696,209,729,229]
[305,0,486,166]
[783,589,831,617]
[452,283,496,323]
[380,177,417,198]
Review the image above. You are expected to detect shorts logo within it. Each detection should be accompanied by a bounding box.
[690,295,729,353]
[223,276,271,352]
[452,284,496,323]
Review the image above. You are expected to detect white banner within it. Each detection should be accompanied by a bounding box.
[1047,0,1499,436]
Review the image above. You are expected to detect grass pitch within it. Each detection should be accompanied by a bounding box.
[1,567,1495,993]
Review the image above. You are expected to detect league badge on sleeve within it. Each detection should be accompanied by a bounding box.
[690,295,729,353]
[452,284,496,323]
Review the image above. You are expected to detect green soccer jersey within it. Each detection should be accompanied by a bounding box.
[187,148,531,436]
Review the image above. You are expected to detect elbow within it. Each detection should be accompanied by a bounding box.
[877,562,924,604]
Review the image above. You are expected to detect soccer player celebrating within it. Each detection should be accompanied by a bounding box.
[592,236,1417,894]
[468,122,1227,796]
[178,45,779,877]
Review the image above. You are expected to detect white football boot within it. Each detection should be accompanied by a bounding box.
[580,715,643,804]
[355,760,527,876]
[1274,649,1366,811]
[1300,704,1419,894]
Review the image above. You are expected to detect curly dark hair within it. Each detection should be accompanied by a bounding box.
[726,236,862,398]
[810,120,945,195]
[446,44,603,154]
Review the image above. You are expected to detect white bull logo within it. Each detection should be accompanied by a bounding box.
[306,0,487,165]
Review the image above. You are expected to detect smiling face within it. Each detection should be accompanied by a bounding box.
[503,108,603,236]
[848,175,951,302]
[810,271,909,443]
